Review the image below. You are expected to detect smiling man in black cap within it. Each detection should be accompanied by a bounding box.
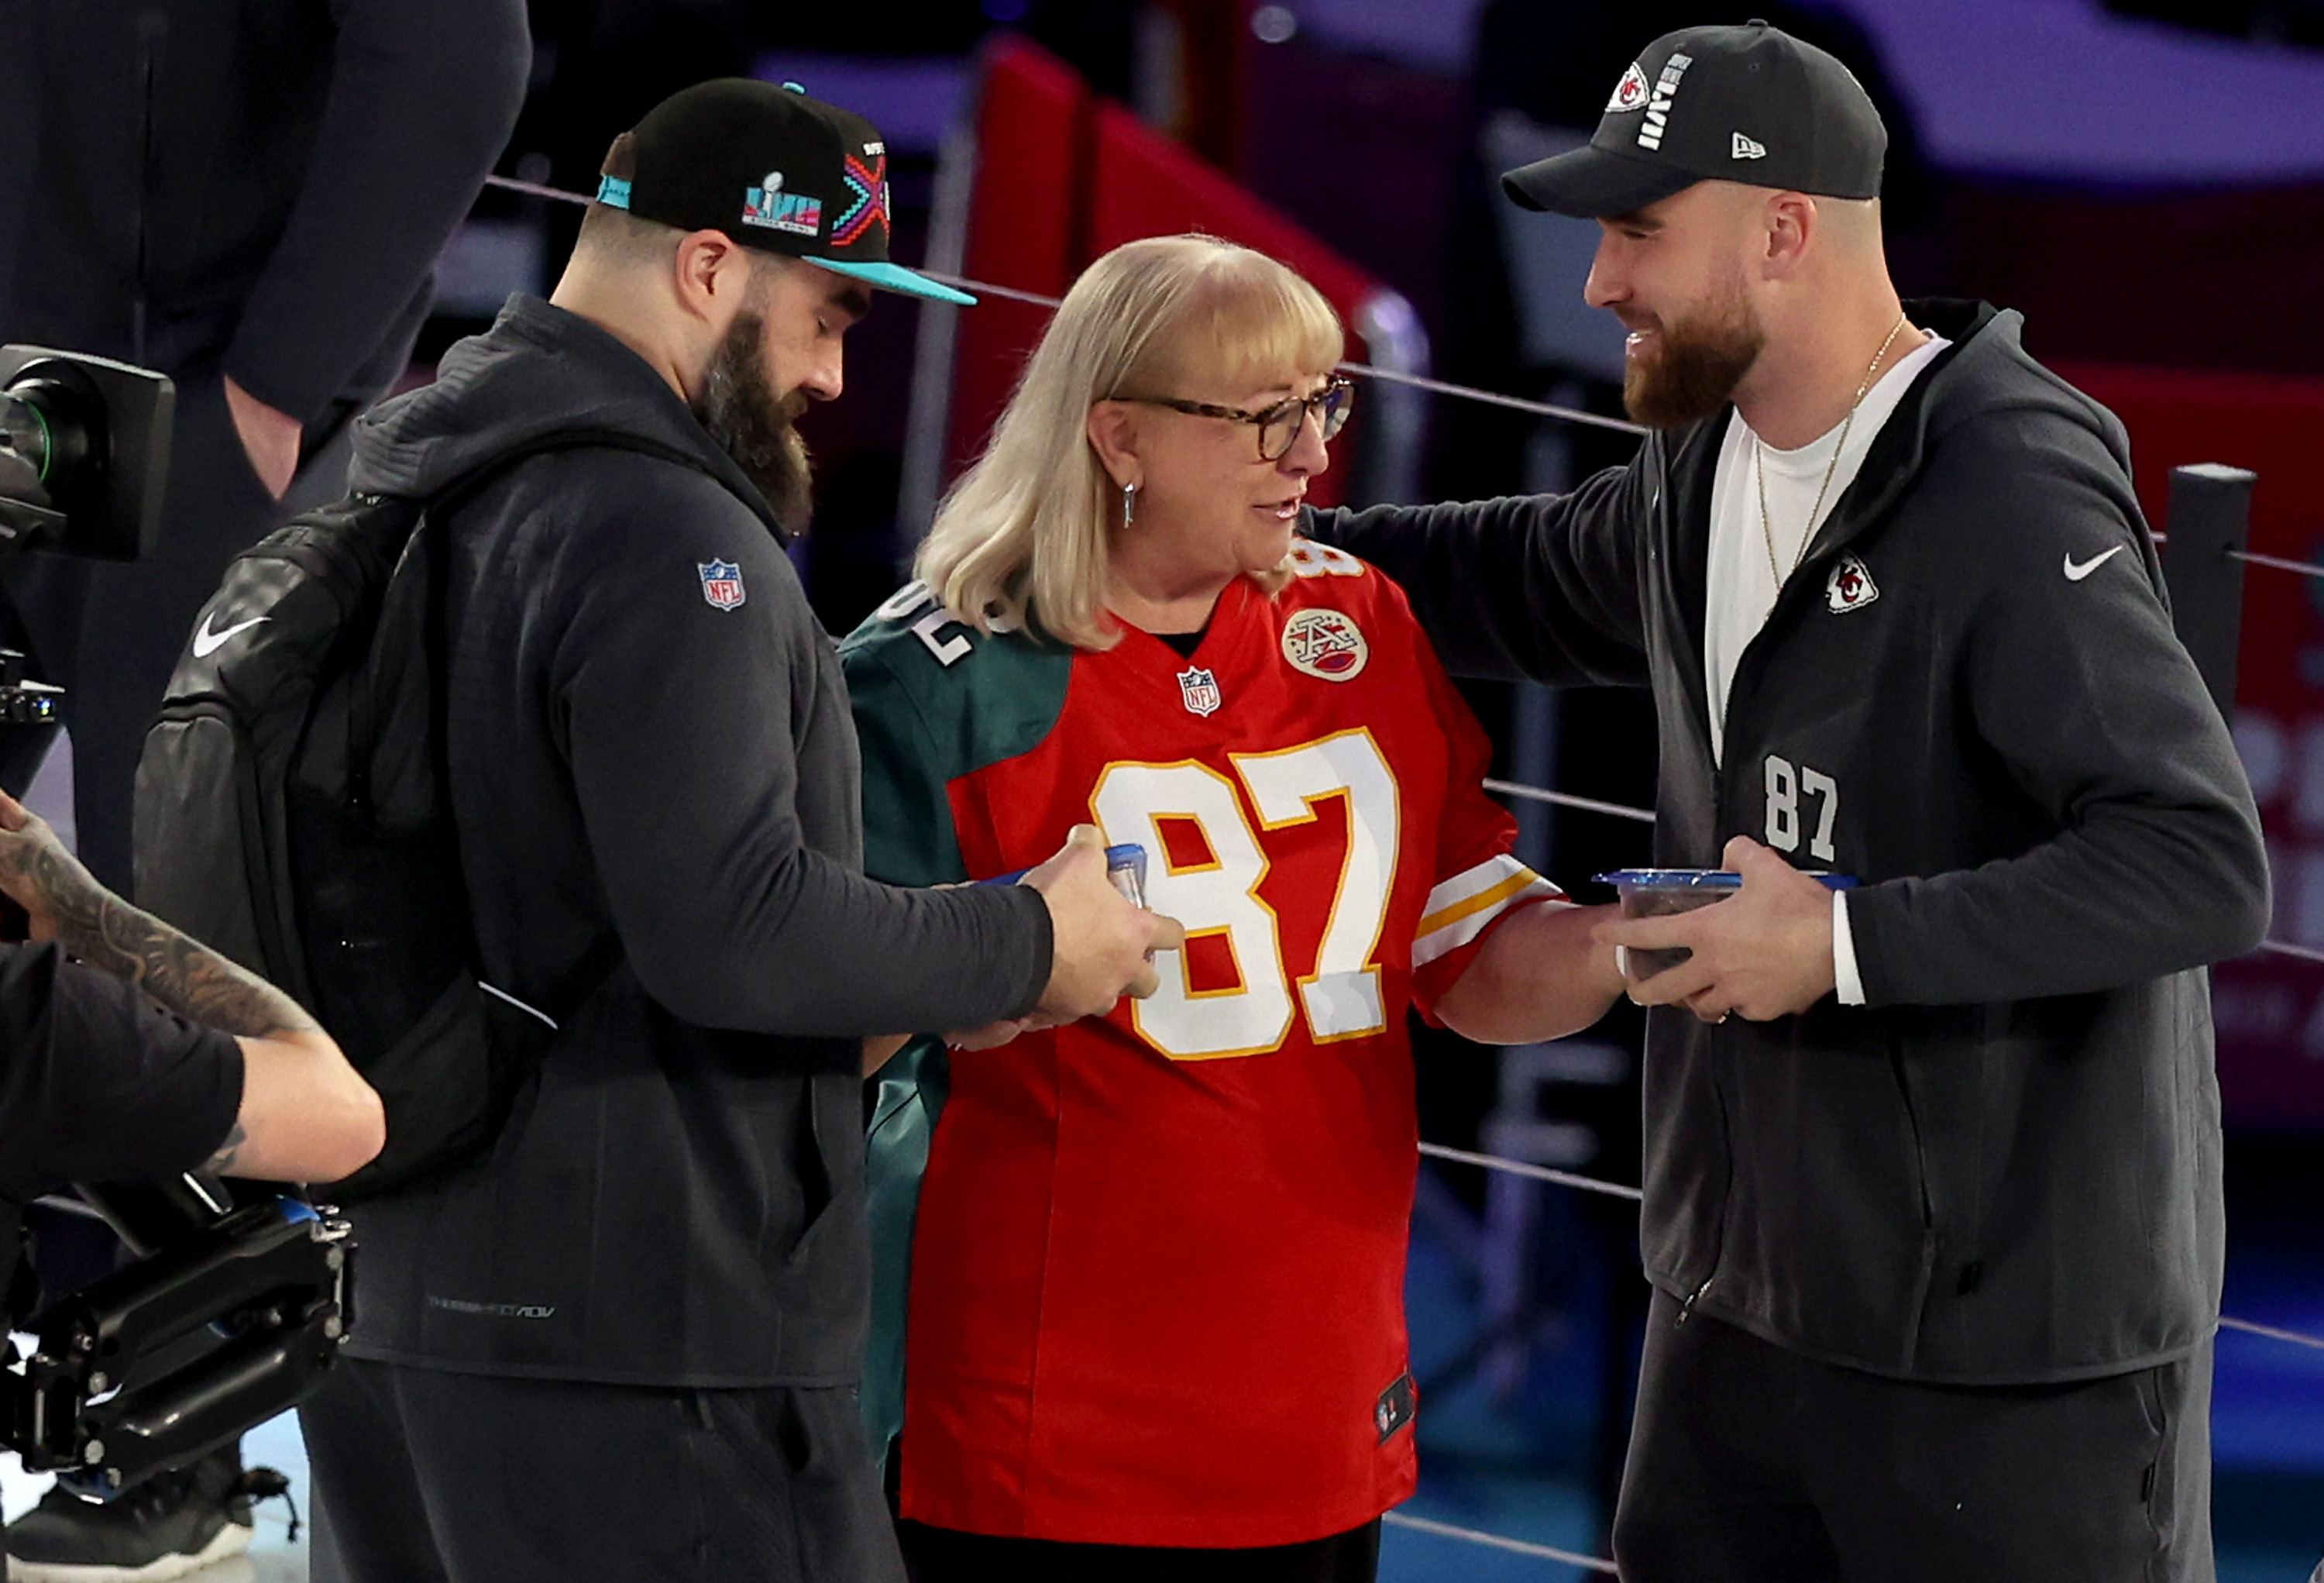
[290,78,1178,1583]
[1310,20,2264,1583]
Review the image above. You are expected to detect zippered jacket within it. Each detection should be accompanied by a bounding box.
[1310,298,2270,1383]
[334,297,1054,1386]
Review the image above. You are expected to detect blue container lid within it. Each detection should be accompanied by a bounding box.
[1594,869,1858,890]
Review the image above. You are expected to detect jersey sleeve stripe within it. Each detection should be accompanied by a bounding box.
[1412,859,1566,968]
[1422,852,1545,914]
[1418,861,1556,936]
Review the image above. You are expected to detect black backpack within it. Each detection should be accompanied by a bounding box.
[132,432,699,1199]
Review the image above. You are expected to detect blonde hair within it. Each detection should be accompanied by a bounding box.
[915,234,1345,649]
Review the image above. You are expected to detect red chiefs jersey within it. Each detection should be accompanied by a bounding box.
[842,542,1561,1547]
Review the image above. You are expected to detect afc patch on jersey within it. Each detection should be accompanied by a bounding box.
[698,559,746,611]
[1281,607,1368,681]
[1826,552,1879,614]
[1177,666,1222,717]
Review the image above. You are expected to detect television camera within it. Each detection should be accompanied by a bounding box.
[0,344,171,796]
[0,346,353,1498]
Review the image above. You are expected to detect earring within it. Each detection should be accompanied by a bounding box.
[1122,480,1139,528]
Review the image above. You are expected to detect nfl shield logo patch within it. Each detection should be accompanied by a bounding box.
[699,559,746,611]
[1177,666,1222,718]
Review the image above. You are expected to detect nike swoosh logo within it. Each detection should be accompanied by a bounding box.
[191,613,268,658]
[2063,545,2126,583]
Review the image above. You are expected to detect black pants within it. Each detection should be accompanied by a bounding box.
[1613,1290,2214,1583]
[895,1516,1380,1583]
[301,1358,904,1583]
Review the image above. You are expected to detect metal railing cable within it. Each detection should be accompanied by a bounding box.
[2219,1315,2324,1354]
[1332,364,1645,437]
[482,174,586,205]
[1418,1141,1644,1202]
[1484,779,1660,824]
[2231,549,2324,580]
[1380,1512,1622,1575]
[476,177,1640,433]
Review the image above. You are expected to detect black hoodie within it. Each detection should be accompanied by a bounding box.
[1311,299,2269,1384]
[338,296,1052,1385]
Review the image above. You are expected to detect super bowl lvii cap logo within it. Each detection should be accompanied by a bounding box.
[742,170,823,238]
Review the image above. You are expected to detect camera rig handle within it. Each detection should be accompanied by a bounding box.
[8,1195,352,1498]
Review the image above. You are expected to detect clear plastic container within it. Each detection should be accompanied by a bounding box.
[1595,869,1858,981]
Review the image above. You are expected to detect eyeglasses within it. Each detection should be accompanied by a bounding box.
[1126,376,1355,462]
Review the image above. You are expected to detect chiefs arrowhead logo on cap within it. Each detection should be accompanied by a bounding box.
[1607,63,1652,114]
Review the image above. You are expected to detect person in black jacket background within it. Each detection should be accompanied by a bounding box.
[1312,22,2267,1583]
[0,5,527,1574]
[0,0,532,893]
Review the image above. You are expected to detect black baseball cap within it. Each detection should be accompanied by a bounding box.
[596,77,975,306]
[1502,20,1886,219]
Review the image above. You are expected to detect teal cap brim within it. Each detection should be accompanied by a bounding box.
[808,258,976,307]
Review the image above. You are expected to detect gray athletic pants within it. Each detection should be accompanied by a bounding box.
[302,1358,903,1583]
[1613,1290,2214,1583]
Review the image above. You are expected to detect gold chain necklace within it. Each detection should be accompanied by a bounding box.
[1755,311,1914,587]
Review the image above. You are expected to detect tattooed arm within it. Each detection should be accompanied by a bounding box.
[0,790,384,1182]
[0,801,317,1043]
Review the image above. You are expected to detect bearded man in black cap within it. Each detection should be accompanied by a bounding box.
[290,80,1179,1583]
[1310,21,2265,1583]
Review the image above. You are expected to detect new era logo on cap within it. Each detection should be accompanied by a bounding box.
[1732,132,1767,160]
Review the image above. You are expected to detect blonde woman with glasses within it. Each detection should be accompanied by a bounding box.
[842,234,1621,1583]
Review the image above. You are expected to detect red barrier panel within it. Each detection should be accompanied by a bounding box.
[945,36,1384,510]
[1082,100,1373,322]
[2062,360,2324,1128]
[947,38,1086,482]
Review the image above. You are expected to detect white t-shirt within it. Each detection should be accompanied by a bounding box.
[1703,332,1950,766]
[1701,329,1950,1005]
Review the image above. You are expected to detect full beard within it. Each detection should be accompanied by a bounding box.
[1622,275,1766,431]
[693,309,815,528]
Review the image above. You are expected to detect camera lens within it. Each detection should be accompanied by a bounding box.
[0,373,98,504]
[0,391,52,483]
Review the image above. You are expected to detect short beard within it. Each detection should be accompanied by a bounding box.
[1622,274,1765,431]
[693,308,815,529]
